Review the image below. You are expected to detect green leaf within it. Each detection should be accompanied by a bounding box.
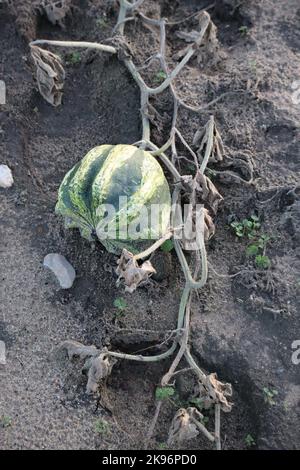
[160,239,174,252]
[247,232,255,239]
[258,235,270,249]
[246,244,259,256]
[155,386,175,401]
[94,418,110,435]
[113,297,127,310]
[154,70,167,82]
[243,219,253,228]
[157,442,168,450]
[189,397,204,410]
[96,17,109,28]
[245,434,255,447]
[68,51,81,64]
[255,255,271,269]
[239,25,249,36]
[0,415,12,428]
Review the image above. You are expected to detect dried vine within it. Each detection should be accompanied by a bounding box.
[28,0,237,450]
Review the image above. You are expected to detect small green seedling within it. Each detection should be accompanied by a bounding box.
[257,234,271,249]
[246,244,259,256]
[246,234,272,269]
[160,239,174,253]
[249,59,257,72]
[255,255,271,270]
[246,235,271,256]
[155,386,175,401]
[113,297,127,311]
[154,70,167,83]
[113,297,128,319]
[239,26,249,36]
[96,17,109,28]
[189,397,205,410]
[263,387,278,406]
[67,51,81,65]
[157,442,168,450]
[0,415,12,428]
[230,215,260,239]
[245,434,256,447]
[94,418,110,435]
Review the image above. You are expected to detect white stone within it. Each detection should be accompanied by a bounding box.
[0,164,14,188]
[0,340,6,366]
[43,253,76,289]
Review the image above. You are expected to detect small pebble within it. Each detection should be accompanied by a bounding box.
[43,253,76,289]
[0,164,14,188]
[0,340,6,366]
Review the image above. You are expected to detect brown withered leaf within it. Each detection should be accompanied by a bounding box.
[86,352,117,394]
[194,373,233,412]
[59,340,99,360]
[174,13,223,66]
[203,208,215,241]
[195,171,223,214]
[181,206,215,251]
[167,408,199,445]
[30,45,65,106]
[207,373,233,412]
[193,117,225,164]
[116,249,156,293]
[36,0,72,28]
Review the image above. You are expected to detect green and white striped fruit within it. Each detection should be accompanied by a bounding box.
[55,144,171,254]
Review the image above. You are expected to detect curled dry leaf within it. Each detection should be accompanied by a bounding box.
[167,408,199,445]
[193,118,225,164]
[203,208,215,241]
[59,340,99,360]
[59,341,116,394]
[194,373,233,412]
[86,352,117,394]
[181,206,215,251]
[36,0,72,27]
[174,13,222,66]
[30,45,65,106]
[116,249,156,293]
[195,171,223,214]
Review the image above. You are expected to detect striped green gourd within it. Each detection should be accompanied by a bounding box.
[55,144,171,254]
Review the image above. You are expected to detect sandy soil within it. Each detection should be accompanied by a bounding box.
[0,0,299,450]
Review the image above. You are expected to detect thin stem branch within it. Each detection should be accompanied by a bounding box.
[200,115,214,174]
[215,404,221,450]
[29,40,117,54]
[190,415,215,442]
[133,229,174,261]
[145,400,163,448]
[105,340,177,363]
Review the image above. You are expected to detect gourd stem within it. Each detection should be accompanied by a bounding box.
[105,340,177,362]
[133,230,174,261]
[138,139,182,181]
[115,1,128,35]
[200,115,214,174]
[29,40,117,55]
